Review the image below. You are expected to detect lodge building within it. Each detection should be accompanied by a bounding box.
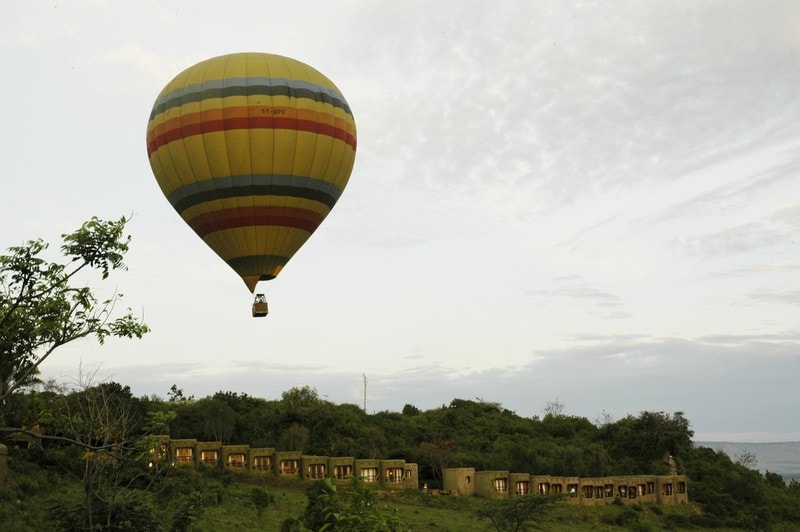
[442,468,688,505]
[151,436,419,490]
[147,436,688,505]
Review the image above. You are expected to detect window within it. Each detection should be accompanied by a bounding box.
[333,465,352,479]
[360,467,379,482]
[253,456,272,471]
[594,486,604,498]
[385,468,404,483]
[308,464,326,479]
[628,486,637,499]
[227,453,246,468]
[551,484,563,493]
[663,483,673,495]
[582,486,593,498]
[638,484,646,496]
[568,484,579,497]
[604,484,614,498]
[677,481,686,494]
[465,475,471,484]
[515,481,530,495]
[280,459,299,475]
[200,450,218,465]
[175,447,193,463]
[493,478,508,493]
[617,486,627,498]
[647,482,655,494]
[538,482,550,494]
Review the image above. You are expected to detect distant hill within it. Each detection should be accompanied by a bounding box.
[696,441,800,482]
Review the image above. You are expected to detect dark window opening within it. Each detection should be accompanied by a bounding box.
[361,467,379,482]
[253,456,272,470]
[280,459,299,475]
[227,453,246,468]
[333,465,352,479]
[200,450,218,465]
[308,464,326,479]
[385,467,404,483]
[175,447,193,463]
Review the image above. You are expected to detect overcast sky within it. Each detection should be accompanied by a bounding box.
[1,1,798,442]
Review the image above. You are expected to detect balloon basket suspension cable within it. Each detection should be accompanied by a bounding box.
[252,293,268,318]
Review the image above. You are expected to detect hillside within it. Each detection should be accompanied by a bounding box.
[1,384,799,529]
[696,441,800,482]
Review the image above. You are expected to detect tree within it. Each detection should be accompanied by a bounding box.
[735,449,758,470]
[0,216,149,405]
[542,399,565,417]
[600,411,693,473]
[303,478,339,531]
[49,373,160,530]
[305,476,405,531]
[476,494,564,532]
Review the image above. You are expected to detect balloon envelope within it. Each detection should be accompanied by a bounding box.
[146,52,356,292]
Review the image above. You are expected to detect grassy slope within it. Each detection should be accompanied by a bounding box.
[191,477,703,531]
[0,459,705,531]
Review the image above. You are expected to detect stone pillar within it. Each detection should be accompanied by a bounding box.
[0,444,8,485]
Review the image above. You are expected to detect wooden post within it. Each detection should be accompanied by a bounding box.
[0,444,8,485]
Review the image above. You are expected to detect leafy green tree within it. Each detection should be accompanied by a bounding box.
[167,384,193,402]
[301,477,406,531]
[280,422,311,451]
[197,396,235,443]
[337,477,402,531]
[599,411,692,473]
[0,216,149,406]
[303,478,339,531]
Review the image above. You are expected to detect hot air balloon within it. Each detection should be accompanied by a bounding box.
[146,53,356,316]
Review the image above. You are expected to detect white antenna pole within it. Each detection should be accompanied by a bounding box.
[362,373,367,413]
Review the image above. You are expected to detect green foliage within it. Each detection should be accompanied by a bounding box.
[169,491,206,532]
[0,216,149,405]
[303,478,339,531]
[475,494,564,531]
[48,494,162,532]
[5,385,800,530]
[681,444,800,529]
[600,504,641,527]
[299,477,406,531]
[326,477,406,531]
[599,411,693,475]
[250,486,276,518]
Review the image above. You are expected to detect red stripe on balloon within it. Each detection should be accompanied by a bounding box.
[188,206,325,237]
[147,116,356,156]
